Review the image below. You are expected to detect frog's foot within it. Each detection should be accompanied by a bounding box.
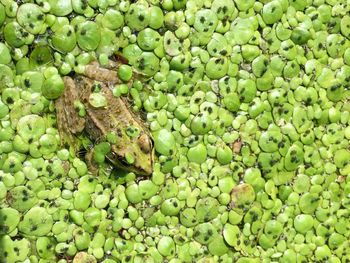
[84,61,121,84]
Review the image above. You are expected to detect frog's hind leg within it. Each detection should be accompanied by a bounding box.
[55,76,86,151]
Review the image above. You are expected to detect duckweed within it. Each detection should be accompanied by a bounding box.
[42,75,65,99]
[18,206,53,236]
[0,0,350,262]
[51,25,77,53]
[77,21,101,51]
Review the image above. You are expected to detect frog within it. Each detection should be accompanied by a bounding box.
[55,60,154,176]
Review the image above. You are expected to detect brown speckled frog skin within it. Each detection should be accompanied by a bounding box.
[55,61,154,176]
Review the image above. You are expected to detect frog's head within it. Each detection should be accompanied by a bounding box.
[109,131,154,176]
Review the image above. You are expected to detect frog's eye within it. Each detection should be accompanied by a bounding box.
[138,134,152,154]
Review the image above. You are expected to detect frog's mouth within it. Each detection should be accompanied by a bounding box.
[106,153,152,176]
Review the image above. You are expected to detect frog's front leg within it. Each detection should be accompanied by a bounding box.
[84,144,115,176]
[84,147,100,175]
